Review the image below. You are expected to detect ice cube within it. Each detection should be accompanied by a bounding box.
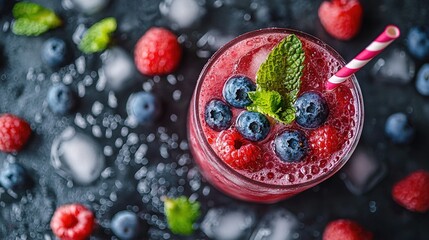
[371,48,415,85]
[51,127,105,185]
[70,0,109,15]
[250,208,299,240]
[101,47,136,91]
[234,46,271,79]
[159,0,206,29]
[340,146,387,195]
[201,206,256,240]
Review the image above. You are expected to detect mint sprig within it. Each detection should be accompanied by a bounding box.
[248,90,296,124]
[78,17,117,54]
[164,196,201,236]
[12,2,62,36]
[247,34,305,124]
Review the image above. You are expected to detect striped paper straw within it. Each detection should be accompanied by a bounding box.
[326,25,401,91]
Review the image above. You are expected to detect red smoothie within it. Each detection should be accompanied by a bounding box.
[188,28,363,203]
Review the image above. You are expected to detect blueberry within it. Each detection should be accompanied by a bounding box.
[127,92,161,124]
[41,38,69,68]
[204,99,232,131]
[223,76,256,108]
[0,163,29,190]
[236,111,270,141]
[295,91,329,128]
[47,84,77,115]
[407,26,429,60]
[111,211,140,240]
[274,130,308,162]
[416,64,429,96]
[385,112,415,144]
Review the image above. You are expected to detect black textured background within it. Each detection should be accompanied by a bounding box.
[1,0,429,239]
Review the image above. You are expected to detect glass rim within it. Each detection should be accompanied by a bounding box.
[192,27,364,190]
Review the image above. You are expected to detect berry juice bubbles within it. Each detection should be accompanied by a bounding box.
[188,28,363,203]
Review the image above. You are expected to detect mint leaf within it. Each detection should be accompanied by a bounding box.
[256,34,305,100]
[164,196,201,235]
[248,34,305,124]
[12,2,62,36]
[78,17,117,54]
[12,18,50,36]
[247,90,295,124]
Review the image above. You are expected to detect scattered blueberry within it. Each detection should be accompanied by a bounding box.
[0,163,29,190]
[111,211,140,240]
[295,91,329,128]
[127,92,161,124]
[47,84,77,115]
[204,99,232,131]
[41,38,69,68]
[274,130,308,162]
[416,64,429,96]
[222,76,256,108]
[236,111,270,141]
[407,26,429,60]
[385,112,415,144]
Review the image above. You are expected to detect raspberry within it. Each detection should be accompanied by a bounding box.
[309,126,341,159]
[318,0,363,40]
[134,27,182,76]
[50,204,95,240]
[216,129,263,172]
[392,170,429,213]
[0,114,31,153]
[323,219,373,240]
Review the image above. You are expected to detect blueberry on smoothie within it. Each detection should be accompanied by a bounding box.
[295,91,329,128]
[274,130,308,162]
[223,76,256,108]
[204,99,232,131]
[236,111,270,141]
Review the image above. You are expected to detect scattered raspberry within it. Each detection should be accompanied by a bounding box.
[50,204,95,240]
[309,125,341,159]
[216,128,263,172]
[392,170,429,213]
[318,0,363,40]
[134,27,182,76]
[0,114,31,153]
[323,219,373,240]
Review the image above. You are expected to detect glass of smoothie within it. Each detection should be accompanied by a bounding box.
[188,28,364,203]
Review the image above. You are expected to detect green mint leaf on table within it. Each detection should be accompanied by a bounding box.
[78,18,117,54]
[247,34,305,124]
[164,196,201,235]
[12,2,62,36]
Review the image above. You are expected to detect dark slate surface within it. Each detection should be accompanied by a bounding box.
[0,0,429,239]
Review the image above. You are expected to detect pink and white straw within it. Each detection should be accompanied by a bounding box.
[326,25,401,91]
